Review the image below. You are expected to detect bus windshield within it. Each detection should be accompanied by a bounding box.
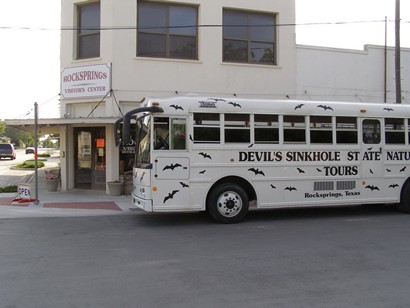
[135,115,151,167]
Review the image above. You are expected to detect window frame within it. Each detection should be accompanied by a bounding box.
[254,114,279,144]
[310,116,333,144]
[223,8,277,65]
[224,113,251,143]
[336,117,358,145]
[77,1,101,60]
[283,115,306,144]
[137,1,198,60]
[385,118,405,145]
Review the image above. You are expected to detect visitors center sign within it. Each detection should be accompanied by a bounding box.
[61,63,111,99]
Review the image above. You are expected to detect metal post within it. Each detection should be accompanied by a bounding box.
[395,0,402,103]
[384,16,387,103]
[34,102,39,204]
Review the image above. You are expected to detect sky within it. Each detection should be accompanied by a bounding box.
[0,0,409,120]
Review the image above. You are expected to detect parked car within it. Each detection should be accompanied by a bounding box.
[0,143,16,160]
[25,147,35,154]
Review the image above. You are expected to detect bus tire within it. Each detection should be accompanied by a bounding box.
[399,181,410,213]
[207,183,249,224]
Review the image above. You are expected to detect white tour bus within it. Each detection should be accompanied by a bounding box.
[117,96,410,223]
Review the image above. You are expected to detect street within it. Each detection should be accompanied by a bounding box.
[1,205,410,307]
[0,149,30,173]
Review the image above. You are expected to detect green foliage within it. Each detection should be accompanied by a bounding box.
[0,185,17,193]
[0,120,5,135]
[38,153,51,157]
[42,134,60,148]
[5,126,34,147]
[15,161,45,169]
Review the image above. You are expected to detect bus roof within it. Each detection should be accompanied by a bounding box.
[140,96,410,118]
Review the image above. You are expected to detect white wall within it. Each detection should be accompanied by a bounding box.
[296,44,410,104]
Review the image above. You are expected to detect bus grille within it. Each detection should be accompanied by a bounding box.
[314,181,334,191]
[336,181,356,190]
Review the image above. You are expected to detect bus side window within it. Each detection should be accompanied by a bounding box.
[362,119,381,144]
[154,117,169,150]
[171,118,187,150]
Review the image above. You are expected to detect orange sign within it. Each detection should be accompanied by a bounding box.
[96,139,105,148]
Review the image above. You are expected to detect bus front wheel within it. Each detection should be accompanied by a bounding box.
[207,183,249,223]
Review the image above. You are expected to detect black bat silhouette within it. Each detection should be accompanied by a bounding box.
[270,184,276,189]
[248,144,254,148]
[285,186,297,191]
[317,105,334,111]
[207,98,226,102]
[199,152,212,159]
[189,135,193,142]
[367,147,373,151]
[140,172,145,182]
[228,102,242,108]
[295,104,304,110]
[248,168,265,176]
[180,182,189,188]
[389,184,399,188]
[316,168,322,172]
[400,166,407,172]
[383,108,394,112]
[365,185,380,191]
[170,104,184,110]
[164,190,179,203]
[163,163,182,171]
[369,169,374,174]
[386,169,392,172]
[199,170,206,174]
[297,168,305,174]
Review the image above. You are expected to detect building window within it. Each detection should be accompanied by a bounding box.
[223,9,276,65]
[77,2,100,59]
[137,1,198,60]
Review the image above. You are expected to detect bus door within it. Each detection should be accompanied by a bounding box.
[361,119,383,178]
[152,117,191,208]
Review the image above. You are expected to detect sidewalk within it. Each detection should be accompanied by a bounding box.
[0,157,134,218]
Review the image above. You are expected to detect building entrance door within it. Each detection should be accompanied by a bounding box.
[74,127,106,190]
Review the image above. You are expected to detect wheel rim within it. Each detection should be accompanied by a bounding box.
[217,191,242,218]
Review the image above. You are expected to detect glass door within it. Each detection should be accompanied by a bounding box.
[74,127,106,190]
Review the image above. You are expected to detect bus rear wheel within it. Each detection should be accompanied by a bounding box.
[398,181,410,213]
[207,183,249,223]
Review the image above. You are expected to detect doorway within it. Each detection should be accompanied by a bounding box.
[74,127,106,190]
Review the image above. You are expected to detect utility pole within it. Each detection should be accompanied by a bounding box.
[384,16,387,103]
[395,0,402,103]
[34,102,39,204]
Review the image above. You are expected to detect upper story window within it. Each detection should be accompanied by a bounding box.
[223,9,276,65]
[137,1,198,60]
[77,2,100,59]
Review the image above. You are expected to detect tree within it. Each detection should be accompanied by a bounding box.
[0,120,5,135]
[5,126,34,147]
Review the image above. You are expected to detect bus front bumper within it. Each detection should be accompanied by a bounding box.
[132,194,153,212]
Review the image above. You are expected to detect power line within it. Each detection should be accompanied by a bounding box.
[0,19,404,32]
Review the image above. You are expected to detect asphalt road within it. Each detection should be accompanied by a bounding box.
[1,205,410,307]
[0,148,30,169]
